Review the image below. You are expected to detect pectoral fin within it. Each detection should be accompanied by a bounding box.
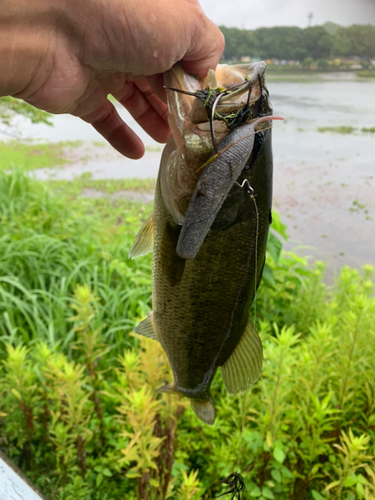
[128,214,154,259]
[134,312,159,342]
[220,318,263,395]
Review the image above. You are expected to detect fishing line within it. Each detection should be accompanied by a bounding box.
[234,179,259,327]
[237,389,248,470]
[252,193,259,329]
[233,179,259,479]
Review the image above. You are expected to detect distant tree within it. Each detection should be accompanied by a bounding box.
[333,24,375,58]
[290,48,309,62]
[219,23,375,63]
[302,57,314,69]
[219,26,255,60]
[322,21,341,35]
[317,58,329,69]
[300,26,334,59]
[253,26,302,60]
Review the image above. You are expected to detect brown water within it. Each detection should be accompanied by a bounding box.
[27,73,375,272]
[269,76,375,274]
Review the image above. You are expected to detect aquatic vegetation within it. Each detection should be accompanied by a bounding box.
[0,139,79,171]
[317,125,375,135]
[356,71,375,78]
[0,168,374,499]
[317,126,356,134]
[52,175,157,197]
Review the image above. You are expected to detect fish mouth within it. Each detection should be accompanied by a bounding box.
[165,62,267,129]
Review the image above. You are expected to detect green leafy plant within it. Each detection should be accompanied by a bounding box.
[0,168,374,500]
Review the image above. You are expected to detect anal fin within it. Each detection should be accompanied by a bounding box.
[134,312,159,342]
[220,318,263,395]
[129,214,154,259]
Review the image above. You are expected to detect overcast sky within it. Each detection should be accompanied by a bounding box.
[199,0,375,29]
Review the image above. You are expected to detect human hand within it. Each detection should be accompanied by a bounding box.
[0,0,224,158]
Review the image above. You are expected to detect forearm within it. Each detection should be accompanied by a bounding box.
[0,0,222,100]
[0,0,56,96]
[0,0,223,156]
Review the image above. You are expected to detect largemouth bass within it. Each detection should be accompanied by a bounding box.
[130,63,278,425]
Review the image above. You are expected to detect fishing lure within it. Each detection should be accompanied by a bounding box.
[216,472,247,500]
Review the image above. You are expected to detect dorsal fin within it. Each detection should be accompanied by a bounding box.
[220,318,263,395]
[128,214,154,259]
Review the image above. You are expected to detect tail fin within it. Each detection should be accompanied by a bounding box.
[157,384,216,425]
[190,397,215,425]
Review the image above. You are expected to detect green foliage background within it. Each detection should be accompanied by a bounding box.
[219,24,375,61]
[0,165,374,500]
[0,86,374,499]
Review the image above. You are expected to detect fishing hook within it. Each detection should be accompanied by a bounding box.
[210,81,253,154]
[210,89,230,154]
[235,179,256,198]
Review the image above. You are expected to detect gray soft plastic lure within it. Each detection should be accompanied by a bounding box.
[177,115,284,259]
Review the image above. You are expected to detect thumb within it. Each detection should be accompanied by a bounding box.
[181,20,225,78]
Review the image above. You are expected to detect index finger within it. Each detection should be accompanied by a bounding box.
[113,79,170,144]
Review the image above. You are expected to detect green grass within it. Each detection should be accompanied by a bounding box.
[356,70,375,78]
[318,126,375,135]
[0,140,84,172]
[0,169,153,349]
[0,96,53,126]
[50,175,156,198]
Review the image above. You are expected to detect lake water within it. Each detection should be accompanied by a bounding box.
[13,73,375,274]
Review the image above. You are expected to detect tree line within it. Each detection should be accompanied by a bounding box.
[220,24,375,61]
